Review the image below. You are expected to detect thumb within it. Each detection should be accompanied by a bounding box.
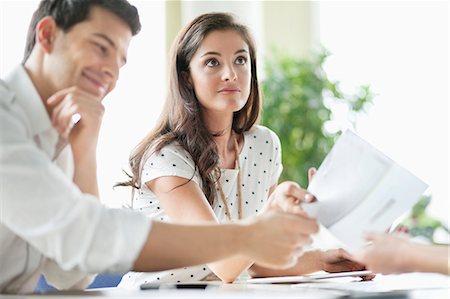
[47,86,76,106]
[308,167,317,183]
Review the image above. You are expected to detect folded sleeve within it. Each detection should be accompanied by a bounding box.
[0,103,151,276]
[141,143,200,186]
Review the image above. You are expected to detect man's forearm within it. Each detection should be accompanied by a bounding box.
[132,221,244,272]
[72,153,99,198]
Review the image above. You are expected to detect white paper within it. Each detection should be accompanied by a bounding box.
[303,130,428,251]
[292,273,450,293]
[247,270,372,284]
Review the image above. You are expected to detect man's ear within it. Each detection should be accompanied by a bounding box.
[35,16,58,54]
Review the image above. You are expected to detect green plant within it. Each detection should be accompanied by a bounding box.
[261,49,373,187]
[401,195,450,243]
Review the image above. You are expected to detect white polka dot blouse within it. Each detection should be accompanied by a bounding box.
[119,125,283,288]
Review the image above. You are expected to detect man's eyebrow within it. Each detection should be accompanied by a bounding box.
[93,33,127,65]
[93,33,116,49]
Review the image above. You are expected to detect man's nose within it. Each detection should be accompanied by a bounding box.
[102,55,120,84]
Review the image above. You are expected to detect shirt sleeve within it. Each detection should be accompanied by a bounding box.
[0,102,151,276]
[42,260,96,290]
[141,143,200,186]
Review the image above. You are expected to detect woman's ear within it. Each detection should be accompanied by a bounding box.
[35,16,58,54]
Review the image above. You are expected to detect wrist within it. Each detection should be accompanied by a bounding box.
[235,220,254,257]
[69,131,100,155]
[71,141,98,156]
[399,242,421,272]
[72,152,97,167]
[310,250,324,271]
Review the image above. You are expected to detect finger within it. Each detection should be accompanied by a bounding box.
[47,86,76,106]
[298,235,313,246]
[336,248,353,260]
[63,112,83,139]
[294,246,305,258]
[71,113,81,126]
[292,189,316,204]
[59,106,80,138]
[50,88,101,129]
[295,215,319,234]
[51,99,74,134]
[286,256,298,269]
[286,204,315,220]
[288,205,309,216]
[361,274,376,281]
[281,183,314,204]
[304,193,316,203]
[349,249,368,264]
[308,167,317,182]
[363,232,384,242]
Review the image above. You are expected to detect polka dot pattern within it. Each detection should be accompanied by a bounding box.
[118,126,282,288]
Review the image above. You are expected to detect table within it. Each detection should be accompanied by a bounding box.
[1,273,449,299]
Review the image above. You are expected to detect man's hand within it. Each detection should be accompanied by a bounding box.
[47,86,105,155]
[240,211,319,269]
[47,86,105,197]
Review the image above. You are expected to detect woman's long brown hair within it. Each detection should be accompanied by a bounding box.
[118,13,261,205]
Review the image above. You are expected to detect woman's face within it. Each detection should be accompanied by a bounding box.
[188,30,251,116]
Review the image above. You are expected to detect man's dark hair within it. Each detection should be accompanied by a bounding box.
[22,0,141,64]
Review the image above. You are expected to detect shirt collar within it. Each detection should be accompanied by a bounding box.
[5,65,54,137]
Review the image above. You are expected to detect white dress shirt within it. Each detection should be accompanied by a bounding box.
[0,66,151,294]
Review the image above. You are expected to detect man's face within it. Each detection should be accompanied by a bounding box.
[46,6,132,99]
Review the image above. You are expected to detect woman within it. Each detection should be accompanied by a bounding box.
[118,13,365,287]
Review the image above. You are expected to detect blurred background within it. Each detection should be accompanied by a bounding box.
[1,0,448,243]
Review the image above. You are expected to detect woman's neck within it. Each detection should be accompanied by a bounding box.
[203,111,236,169]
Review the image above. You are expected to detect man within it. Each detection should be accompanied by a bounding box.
[0,0,318,293]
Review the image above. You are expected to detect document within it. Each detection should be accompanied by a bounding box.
[247,270,372,284]
[303,130,428,251]
[292,273,450,294]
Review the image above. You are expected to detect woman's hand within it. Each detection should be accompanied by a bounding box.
[319,249,375,280]
[264,167,317,214]
[264,181,315,214]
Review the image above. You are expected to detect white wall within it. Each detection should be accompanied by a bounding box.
[2,1,448,225]
[180,1,263,46]
[318,1,449,223]
[0,0,166,208]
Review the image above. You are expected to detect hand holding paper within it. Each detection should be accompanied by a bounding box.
[303,130,428,251]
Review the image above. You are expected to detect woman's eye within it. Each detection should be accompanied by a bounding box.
[235,56,247,65]
[206,59,219,67]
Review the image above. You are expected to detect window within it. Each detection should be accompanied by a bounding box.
[318,2,448,222]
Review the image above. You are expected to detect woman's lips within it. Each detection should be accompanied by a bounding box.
[218,88,240,94]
